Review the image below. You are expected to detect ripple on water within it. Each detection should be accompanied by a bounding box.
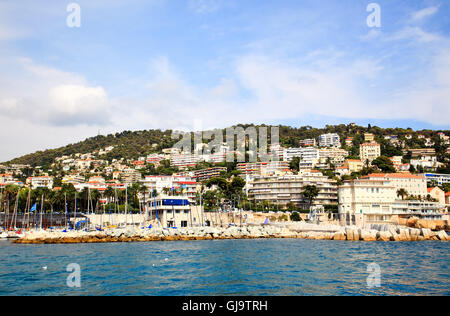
[0,239,449,295]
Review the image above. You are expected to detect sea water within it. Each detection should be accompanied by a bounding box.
[0,239,448,296]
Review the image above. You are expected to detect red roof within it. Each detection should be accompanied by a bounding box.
[364,173,424,180]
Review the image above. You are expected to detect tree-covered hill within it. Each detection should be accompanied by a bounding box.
[4,123,449,168]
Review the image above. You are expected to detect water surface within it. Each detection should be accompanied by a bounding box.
[0,239,448,295]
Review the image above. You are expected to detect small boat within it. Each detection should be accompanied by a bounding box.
[0,232,8,239]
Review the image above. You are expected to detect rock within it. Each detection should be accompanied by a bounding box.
[333,231,346,241]
[377,231,392,242]
[360,230,377,242]
[437,230,449,241]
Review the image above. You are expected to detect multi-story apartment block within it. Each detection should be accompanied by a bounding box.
[237,161,290,177]
[318,148,349,166]
[359,142,381,164]
[121,168,142,186]
[62,174,85,185]
[338,178,443,226]
[299,139,316,147]
[362,173,427,198]
[318,133,341,147]
[26,176,54,190]
[410,156,443,171]
[247,170,337,208]
[192,167,227,182]
[403,148,436,158]
[423,173,450,186]
[170,153,202,169]
[141,175,198,202]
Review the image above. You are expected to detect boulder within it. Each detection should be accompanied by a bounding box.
[437,230,449,241]
[377,231,392,242]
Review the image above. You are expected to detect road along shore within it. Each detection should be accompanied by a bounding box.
[11,224,449,244]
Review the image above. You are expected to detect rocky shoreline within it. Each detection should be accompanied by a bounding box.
[12,224,449,244]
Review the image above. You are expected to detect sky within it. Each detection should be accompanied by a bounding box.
[0,0,449,161]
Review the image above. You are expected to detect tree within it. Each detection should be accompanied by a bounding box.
[301,185,319,209]
[372,156,396,173]
[289,157,300,172]
[396,188,408,200]
[290,211,302,222]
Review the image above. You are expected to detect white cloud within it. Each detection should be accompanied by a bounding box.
[387,26,443,43]
[0,58,111,126]
[410,6,439,22]
[189,0,222,14]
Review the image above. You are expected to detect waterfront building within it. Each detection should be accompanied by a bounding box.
[363,173,428,198]
[141,175,197,202]
[146,196,192,228]
[359,142,381,165]
[338,178,443,226]
[318,133,341,148]
[247,170,338,208]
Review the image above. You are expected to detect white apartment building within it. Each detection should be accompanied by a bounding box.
[318,148,349,166]
[247,170,338,208]
[410,156,443,171]
[299,139,316,147]
[170,153,202,169]
[362,173,428,198]
[121,168,142,185]
[339,178,443,226]
[0,174,14,184]
[141,175,198,202]
[318,133,341,148]
[62,174,85,185]
[237,161,290,177]
[359,142,381,164]
[423,173,450,186]
[27,176,54,189]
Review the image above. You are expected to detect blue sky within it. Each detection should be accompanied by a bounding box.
[0,0,449,161]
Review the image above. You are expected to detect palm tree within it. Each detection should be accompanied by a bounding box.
[396,188,408,200]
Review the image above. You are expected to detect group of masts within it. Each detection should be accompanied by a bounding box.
[0,185,149,233]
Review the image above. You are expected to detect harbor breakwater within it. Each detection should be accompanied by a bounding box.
[12,224,449,244]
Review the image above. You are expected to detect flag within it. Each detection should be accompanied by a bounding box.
[29,203,37,213]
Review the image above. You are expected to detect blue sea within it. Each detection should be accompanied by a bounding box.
[0,239,448,296]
